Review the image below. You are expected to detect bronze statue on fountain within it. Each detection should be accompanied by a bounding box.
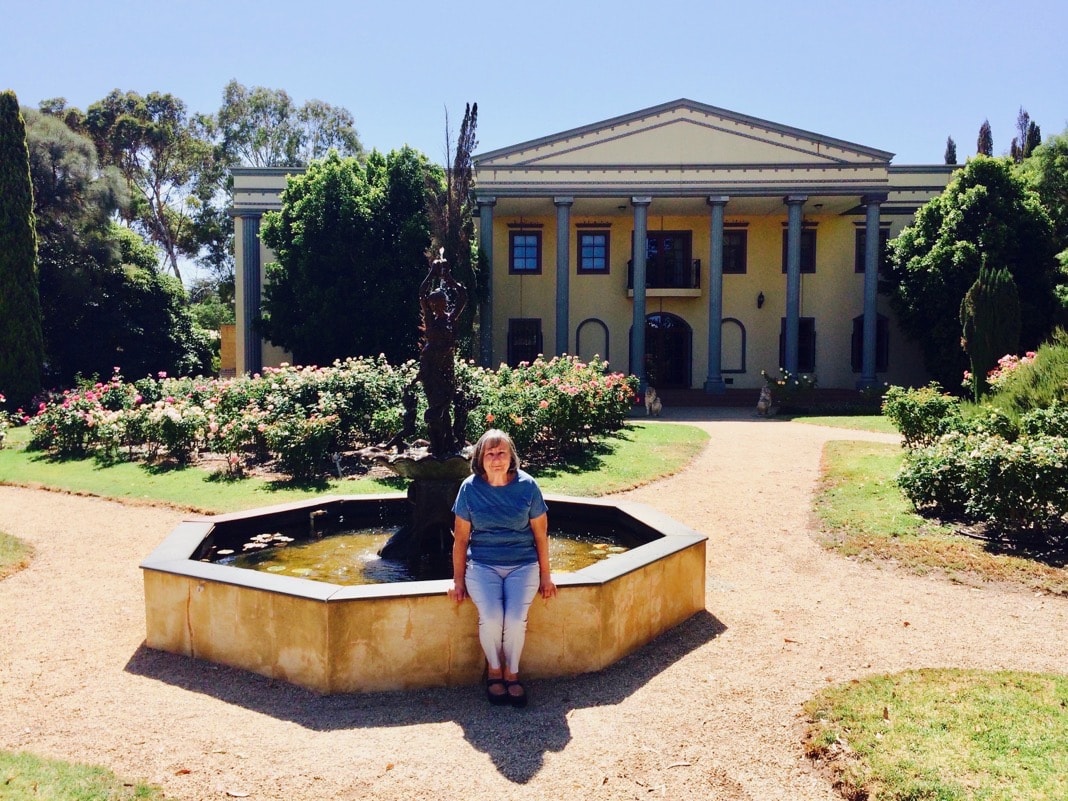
[376,250,478,569]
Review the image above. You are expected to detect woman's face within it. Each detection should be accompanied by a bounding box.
[481,441,511,475]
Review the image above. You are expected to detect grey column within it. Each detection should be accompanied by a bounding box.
[240,213,262,375]
[631,197,651,389]
[783,195,807,375]
[858,193,888,389]
[477,197,496,367]
[554,197,573,356]
[704,196,729,393]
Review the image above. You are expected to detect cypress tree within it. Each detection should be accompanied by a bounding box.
[944,136,957,165]
[0,90,44,409]
[977,120,993,156]
[960,264,1021,400]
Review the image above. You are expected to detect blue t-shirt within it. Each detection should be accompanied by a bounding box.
[453,469,548,566]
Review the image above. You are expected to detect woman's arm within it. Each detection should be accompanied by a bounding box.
[530,512,557,599]
[449,515,471,602]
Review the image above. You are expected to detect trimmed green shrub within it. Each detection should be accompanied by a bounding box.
[960,264,1021,400]
[882,384,962,448]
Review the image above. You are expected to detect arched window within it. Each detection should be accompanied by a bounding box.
[576,318,610,363]
[721,318,746,374]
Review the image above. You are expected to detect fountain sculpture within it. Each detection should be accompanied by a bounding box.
[374,250,476,570]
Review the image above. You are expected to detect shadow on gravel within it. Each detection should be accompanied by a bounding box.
[125,609,725,783]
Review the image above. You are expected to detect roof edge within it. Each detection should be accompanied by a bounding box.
[473,99,895,164]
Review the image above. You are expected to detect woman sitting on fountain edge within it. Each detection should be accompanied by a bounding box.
[448,429,557,707]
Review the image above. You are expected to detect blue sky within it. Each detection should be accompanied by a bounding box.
[5,0,1067,165]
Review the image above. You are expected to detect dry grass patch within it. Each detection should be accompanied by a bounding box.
[0,530,33,580]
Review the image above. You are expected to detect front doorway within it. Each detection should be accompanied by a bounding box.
[636,312,692,388]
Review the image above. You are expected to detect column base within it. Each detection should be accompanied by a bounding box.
[703,378,727,394]
[855,376,879,391]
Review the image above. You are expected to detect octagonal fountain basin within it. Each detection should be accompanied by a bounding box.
[140,494,707,694]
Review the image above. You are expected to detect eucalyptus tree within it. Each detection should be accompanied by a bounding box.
[81,89,216,282]
[215,80,363,168]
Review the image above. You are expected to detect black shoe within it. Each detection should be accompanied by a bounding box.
[486,678,509,706]
[505,679,528,708]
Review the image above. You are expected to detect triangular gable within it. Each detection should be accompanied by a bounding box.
[475,99,894,169]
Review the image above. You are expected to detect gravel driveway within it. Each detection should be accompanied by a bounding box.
[2,410,1065,800]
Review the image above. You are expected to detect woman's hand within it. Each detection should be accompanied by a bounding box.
[448,579,466,603]
[539,573,557,600]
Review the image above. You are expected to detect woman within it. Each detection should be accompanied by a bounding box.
[449,429,556,707]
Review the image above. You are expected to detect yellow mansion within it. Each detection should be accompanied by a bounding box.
[232,99,955,392]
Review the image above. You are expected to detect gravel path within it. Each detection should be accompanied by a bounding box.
[1,410,1066,800]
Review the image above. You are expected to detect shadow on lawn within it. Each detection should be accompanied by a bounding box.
[125,609,725,784]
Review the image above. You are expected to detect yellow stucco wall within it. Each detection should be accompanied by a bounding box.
[491,209,929,389]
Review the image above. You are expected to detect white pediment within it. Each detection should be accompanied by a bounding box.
[475,100,893,170]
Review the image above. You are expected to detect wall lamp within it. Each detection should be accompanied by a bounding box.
[757,291,765,309]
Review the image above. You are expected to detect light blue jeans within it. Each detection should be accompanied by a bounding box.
[464,560,541,674]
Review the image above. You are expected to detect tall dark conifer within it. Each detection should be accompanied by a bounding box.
[977,120,993,156]
[0,90,44,409]
[944,136,958,165]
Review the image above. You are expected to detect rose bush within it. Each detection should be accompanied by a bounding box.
[24,354,638,480]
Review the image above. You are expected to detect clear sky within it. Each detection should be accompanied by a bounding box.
[5,0,1067,166]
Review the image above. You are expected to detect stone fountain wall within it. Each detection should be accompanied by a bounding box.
[141,495,707,693]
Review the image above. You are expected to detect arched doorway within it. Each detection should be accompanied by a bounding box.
[637,313,692,388]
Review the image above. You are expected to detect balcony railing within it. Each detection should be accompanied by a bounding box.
[627,259,701,290]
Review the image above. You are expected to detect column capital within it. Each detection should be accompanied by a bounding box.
[861,192,889,206]
[631,196,652,207]
[783,194,808,206]
[707,195,730,206]
[553,196,574,206]
[476,196,497,208]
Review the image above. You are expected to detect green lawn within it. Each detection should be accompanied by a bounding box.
[805,669,1068,801]
[786,413,899,435]
[0,751,165,800]
[0,421,708,513]
[815,440,1068,595]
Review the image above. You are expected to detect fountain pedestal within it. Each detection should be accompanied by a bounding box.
[376,452,471,570]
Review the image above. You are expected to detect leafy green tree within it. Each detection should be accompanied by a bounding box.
[260,148,443,365]
[944,136,957,165]
[883,156,1060,390]
[81,90,216,282]
[195,81,365,311]
[24,109,210,384]
[0,91,44,409]
[1018,128,1068,246]
[960,264,1021,399]
[24,108,127,264]
[977,120,993,156]
[215,80,363,168]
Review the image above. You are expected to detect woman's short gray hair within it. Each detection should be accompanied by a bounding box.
[470,428,520,477]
